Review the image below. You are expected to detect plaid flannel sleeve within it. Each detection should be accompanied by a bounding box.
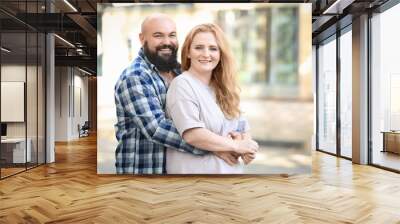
[115,70,208,155]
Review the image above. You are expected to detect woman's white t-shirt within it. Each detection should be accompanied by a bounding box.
[165,71,249,174]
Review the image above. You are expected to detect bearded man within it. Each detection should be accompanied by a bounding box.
[114,14,206,174]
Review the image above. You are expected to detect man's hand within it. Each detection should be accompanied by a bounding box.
[229,132,251,140]
[214,151,240,166]
[229,131,243,140]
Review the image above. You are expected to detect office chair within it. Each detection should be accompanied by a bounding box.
[79,121,90,138]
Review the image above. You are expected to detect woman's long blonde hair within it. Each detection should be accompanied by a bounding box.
[181,23,240,119]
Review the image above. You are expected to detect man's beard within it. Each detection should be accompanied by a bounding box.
[143,42,179,73]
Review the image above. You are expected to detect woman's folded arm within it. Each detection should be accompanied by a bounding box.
[182,127,258,154]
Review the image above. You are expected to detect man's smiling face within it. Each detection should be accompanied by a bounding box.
[140,16,179,72]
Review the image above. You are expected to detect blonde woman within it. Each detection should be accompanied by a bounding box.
[166,23,258,174]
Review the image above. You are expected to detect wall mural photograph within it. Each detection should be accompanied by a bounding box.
[97,3,313,175]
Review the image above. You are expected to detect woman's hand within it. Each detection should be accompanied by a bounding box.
[241,152,256,165]
[229,132,257,164]
[233,138,258,154]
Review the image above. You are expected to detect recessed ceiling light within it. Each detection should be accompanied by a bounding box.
[1,47,11,53]
[78,67,92,76]
[323,0,354,15]
[63,0,78,12]
[54,34,75,48]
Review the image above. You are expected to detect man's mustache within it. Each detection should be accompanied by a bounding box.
[156,44,176,51]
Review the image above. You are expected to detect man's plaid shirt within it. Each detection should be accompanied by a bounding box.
[114,48,208,174]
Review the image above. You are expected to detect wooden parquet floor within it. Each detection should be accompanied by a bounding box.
[1,134,400,223]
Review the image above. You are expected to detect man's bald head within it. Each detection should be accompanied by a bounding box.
[141,13,175,35]
[139,14,179,72]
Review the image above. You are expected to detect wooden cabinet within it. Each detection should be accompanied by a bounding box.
[382,132,400,154]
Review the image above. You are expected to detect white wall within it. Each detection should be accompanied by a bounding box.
[74,73,89,131]
[55,67,69,141]
[55,67,89,141]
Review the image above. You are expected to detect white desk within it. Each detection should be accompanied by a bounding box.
[1,138,31,163]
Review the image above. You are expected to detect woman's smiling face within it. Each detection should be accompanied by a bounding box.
[188,32,221,74]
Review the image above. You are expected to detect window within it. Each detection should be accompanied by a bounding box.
[339,28,352,158]
[371,3,400,171]
[317,36,337,154]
